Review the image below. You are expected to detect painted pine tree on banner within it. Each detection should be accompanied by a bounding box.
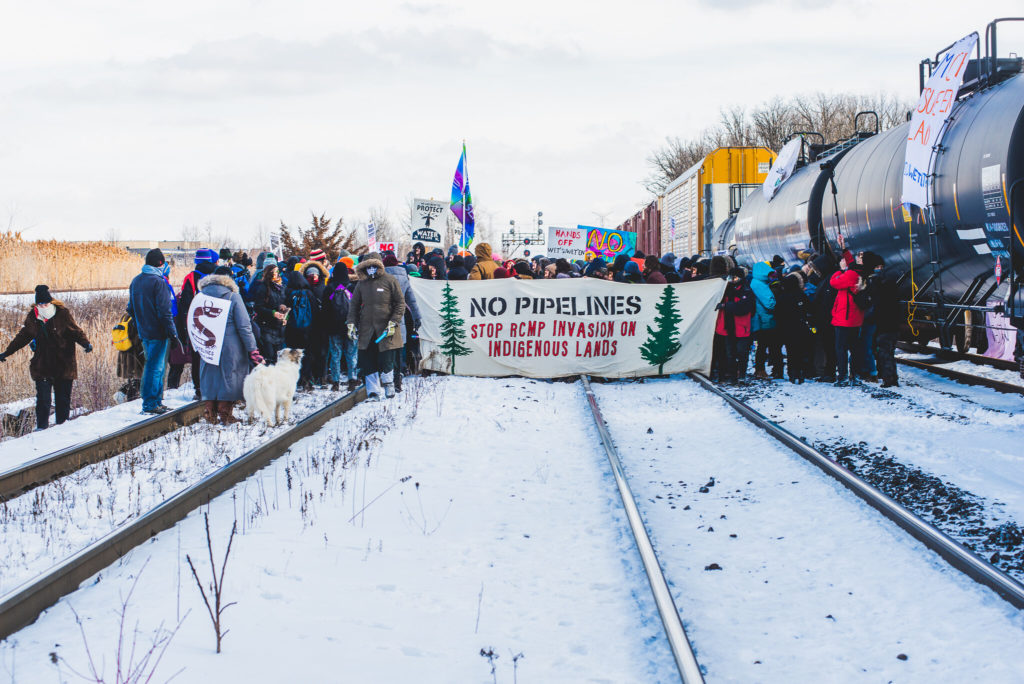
[640,285,683,374]
[439,282,471,373]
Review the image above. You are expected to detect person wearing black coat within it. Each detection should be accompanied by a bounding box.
[250,264,288,364]
[866,258,902,387]
[809,256,838,382]
[775,272,815,383]
[448,255,469,280]
[323,265,357,391]
[284,270,321,387]
[423,255,448,280]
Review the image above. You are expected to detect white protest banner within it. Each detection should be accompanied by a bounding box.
[367,221,377,252]
[902,33,977,208]
[408,278,726,378]
[412,198,447,245]
[546,226,587,260]
[187,292,233,366]
[762,137,801,202]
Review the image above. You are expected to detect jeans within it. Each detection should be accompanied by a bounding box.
[141,338,169,411]
[834,326,863,381]
[327,334,360,383]
[36,378,73,429]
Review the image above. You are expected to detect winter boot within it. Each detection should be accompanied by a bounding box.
[382,370,396,399]
[753,367,769,380]
[330,382,340,392]
[203,401,218,424]
[347,378,359,393]
[217,401,239,425]
[393,371,403,393]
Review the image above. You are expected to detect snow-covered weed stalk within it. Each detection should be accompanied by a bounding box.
[186,512,237,654]
[58,559,186,683]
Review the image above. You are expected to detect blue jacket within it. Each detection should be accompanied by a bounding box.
[750,262,776,332]
[128,269,177,341]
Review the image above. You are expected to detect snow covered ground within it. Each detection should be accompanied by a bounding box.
[897,350,1024,388]
[0,388,342,595]
[2,377,675,683]
[730,364,1024,579]
[593,377,1024,682]
[0,388,194,471]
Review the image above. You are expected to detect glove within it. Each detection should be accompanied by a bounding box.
[84,343,93,353]
[249,350,265,365]
[347,323,358,341]
[0,352,6,363]
[386,321,397,338]
[413,320,421,332]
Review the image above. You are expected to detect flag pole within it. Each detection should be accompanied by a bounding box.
[461,140,467,251]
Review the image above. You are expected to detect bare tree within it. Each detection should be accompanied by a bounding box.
[180,224,202,243]
[644,134,714,193]
[186,513,238,654]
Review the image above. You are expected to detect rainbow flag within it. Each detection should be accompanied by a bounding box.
[450,143,475,247]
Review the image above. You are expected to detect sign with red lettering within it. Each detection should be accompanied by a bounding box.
[378,242,395,253]
[408,278,726,378]
[547,226,586,260]
[902,32,977,208]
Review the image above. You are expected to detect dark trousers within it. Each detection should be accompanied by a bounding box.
[714,335,752,381]
[813,326,837,380]
[835,326,863,380]
[358,346,397,377]
[785,331,813,381]
[36,378,73,430]
[754,328,783,376]
[167,351,200,393]
[874,331,898,382]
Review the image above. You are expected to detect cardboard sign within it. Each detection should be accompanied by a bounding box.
[409,278,725,378]
[187,292,232,366]
[378,243,395,253]
[547,226,587,260]
[412,198,447,244]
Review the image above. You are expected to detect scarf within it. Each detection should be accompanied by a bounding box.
[35,303,56,321]
[142,264,178,316]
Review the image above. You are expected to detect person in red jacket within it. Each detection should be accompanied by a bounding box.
[830,250,866,386]
[713,268,755,383]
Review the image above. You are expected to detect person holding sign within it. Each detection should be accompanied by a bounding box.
[192,267,263,424]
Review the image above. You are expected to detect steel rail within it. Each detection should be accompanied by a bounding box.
[896,357,1024,396]
[0,402,205,501]
[687,372,1024,610]
[896,341,1018,372]
[581,376,705,684]
[0,386,366,640]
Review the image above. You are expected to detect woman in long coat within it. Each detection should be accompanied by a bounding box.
[346,255,405,399]
[0,285,92,430]
[196,272,261,424]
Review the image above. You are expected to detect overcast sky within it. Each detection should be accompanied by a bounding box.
[0,1,1020,245]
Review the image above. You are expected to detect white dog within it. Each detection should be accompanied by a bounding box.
[243,348,304,426]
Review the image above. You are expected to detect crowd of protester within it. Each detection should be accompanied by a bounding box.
[0,233,935,429]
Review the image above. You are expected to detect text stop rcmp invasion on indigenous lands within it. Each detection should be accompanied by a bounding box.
[409,278,726,378]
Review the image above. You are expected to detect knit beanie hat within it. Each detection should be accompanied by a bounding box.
[34,284,53,304]
[194,248,217,264]
[219,248,233,262]
[341,256,355,269]
[146,248,166,267]
[382,254,400,267]
[309,248,327,262]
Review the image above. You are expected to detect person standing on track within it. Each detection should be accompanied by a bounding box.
[830,253,867,386]
[0,285,93,430]
[128,248,181,415]
[347,252,406,400]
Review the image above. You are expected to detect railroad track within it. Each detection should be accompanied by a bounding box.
[686,371,1024,609]
[896,341,1018,372]
[0,386,366,640]
[895,356,1024,396]
[581,375,704,683]
[0,402,205,501]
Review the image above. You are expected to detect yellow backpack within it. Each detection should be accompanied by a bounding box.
[111,314,134,351]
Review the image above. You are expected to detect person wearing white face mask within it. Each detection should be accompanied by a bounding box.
[347,253,406,400]
[0,284,93,430]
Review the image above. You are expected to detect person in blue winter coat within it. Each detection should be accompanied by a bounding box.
[127,248,181,414]
[750,261,783,379]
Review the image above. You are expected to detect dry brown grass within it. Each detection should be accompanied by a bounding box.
[0,232,190,293]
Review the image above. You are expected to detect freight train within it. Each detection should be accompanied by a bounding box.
[623,18,1024,350]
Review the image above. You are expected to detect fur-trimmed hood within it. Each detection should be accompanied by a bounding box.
[355,257,385,278]
[301,260,330,281]
[198,273,239,293]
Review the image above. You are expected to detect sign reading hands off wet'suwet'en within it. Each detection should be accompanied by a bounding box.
[409,278,726,378]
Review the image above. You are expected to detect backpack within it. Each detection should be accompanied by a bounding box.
[852,287,871,311]
[290,290,313,330]
[112,314,134,351]
[232,265,250,292]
